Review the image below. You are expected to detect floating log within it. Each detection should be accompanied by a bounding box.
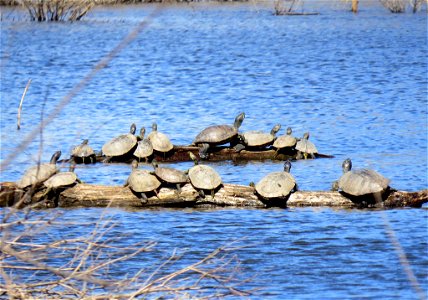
[1,182,426,209]
[62,146,334,164]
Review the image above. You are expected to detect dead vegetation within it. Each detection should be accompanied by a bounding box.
[380,0,425,12]
[0,206,254,298]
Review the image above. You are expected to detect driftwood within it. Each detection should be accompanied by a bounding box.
[63,145,334,164]
[1,182,426,209]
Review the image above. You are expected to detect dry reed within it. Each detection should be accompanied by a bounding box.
[16,0,94,21]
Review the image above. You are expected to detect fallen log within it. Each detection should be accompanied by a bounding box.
[1,182,426,209]
[62,145,334,164]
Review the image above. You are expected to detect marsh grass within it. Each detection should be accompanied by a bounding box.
[16,0,93,21]
[380,0,424,12]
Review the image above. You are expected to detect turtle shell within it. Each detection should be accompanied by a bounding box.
[72,144,94,158]
[134,139,153,159]
[338,169,390,196]
[193,125,238,145]
[127,169,161,193]
[255,172,296,198]
[295,139,318,154]
[242,130,275,147]
[188,165,222,190]
[102,133,137,157]
[147,132,173,153]
[154,166,188,184]
[273,135,297,149]
[44,172,77,188]
[16,164,58,189]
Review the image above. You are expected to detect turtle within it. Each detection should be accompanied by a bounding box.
[147,123,173,155]
[124,160,161,204]
[332,158,391,207]
[42,162,81,206]
[187,152,222,198]
[295,132,318,159]
[71,139,96,164]
[250,160,297,201]
[102,123,138,162]
[273,127,298,153]
[16,151,62,189]
[152,161,188,194]
[239,123,281,150]
[133,127,153,163]
[193,112,245,159]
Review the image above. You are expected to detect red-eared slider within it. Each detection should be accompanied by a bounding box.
[147,123,173,154]
[251,160,297,200]
[133,127,153,162]
[332,158,390,206]
[71,139,95,164]
[193,112,245,159]
[295,132,318,159]
[102,123,138,162]
[187,152,222,198]
[124,160,161,204]
[273,127,297,151]
[152,161,188,194]
[16,151,62,189]
[240,123,281,150]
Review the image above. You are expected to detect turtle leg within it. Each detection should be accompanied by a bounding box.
[303,152,308,160]
[140,193,148,204]
[198,189,205,198]
[176,183,182,194]
[199,143,210,160]
[296,151,303,160]
[233,143,245,153]
[373,191,384,208]
[210,189,215,198]
[103,156,111,163]
[310,153,316,159]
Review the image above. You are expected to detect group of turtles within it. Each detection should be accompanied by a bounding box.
[70,112,319,164]
[14,112,391,207]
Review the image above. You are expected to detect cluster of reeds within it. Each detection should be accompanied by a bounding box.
[16,0,94,21]
[380,0,424,13]
[273,0,300,15]
[0,204,253,298]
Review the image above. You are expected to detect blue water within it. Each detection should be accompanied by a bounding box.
[1,2,427,298]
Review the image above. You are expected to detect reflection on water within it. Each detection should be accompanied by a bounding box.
[0,2,427,298]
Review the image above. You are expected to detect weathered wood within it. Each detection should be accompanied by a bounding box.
[60,145,334,164]
[2,182,426,209]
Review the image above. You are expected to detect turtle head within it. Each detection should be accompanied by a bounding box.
[271,124,281,136]
[233,112,245,129]
[130,123,137,135]
[152,160,158,169]
[342,158,352,173]
[69,161,76,172]
[131,160,139,170]
[139,127,146,139]
[50,151,62,164]
[152,123,158,132]
[303,132,310,140]
[188,152,199,165]
[283,160,292,173]
[82,139,89,145]
[286,127,292,135]
[249,181,255,188]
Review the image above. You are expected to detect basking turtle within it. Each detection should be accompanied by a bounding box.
[124,160,161,204]
[193,112,245,159]
[147,123,173,154]
[295,132,318,159]
[332,158,390,206]
[187,152,222,198]
[42,162,81,206]
[273,127,297,152]
[152,161,188,194]
[102,123,138,162]
[240,123,281,150]
[133,127,153,162]
[71,139,96,164]
[251,160,297,200]
[16,151,62,189]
